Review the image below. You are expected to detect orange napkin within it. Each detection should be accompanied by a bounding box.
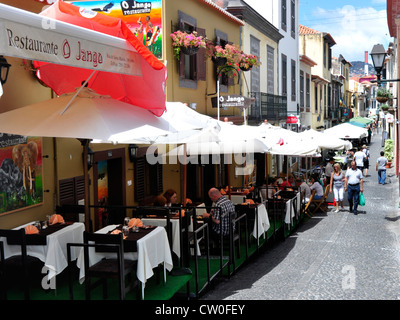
[49,214,65,225]
[25,225,39,234]
[111,229,122,235]
[128,218,143,228]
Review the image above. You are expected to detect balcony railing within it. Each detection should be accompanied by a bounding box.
[248,92,288,122]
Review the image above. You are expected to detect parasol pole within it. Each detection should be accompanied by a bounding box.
[182,143,187,205]
[60,70,97,115]
[79,139,91,232]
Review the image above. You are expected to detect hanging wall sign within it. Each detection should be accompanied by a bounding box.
[218,95,255,109]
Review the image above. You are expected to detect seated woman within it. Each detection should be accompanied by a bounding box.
[267,177,279,199]
[310,174,324,200]
[163,189,178,207]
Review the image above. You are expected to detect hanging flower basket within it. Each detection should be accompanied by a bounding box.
[181,46,200,56]
[212,56,228,67]
[240,65,252,72]
[170,30,206,60]
[376,96,389,103]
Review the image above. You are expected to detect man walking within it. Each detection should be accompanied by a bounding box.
[344,160,364,215]
[376,151,388,184]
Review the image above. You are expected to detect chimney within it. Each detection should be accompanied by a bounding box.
[365,51,369,75]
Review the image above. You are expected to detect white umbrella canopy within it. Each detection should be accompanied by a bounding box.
[254,124,320,156]
[0,88,173,142]
[299,129,352,150]
[167,121,272,157]
[105,101,221,145]
[323,123,367,140]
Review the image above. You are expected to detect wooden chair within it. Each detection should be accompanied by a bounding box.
[67,231,137,300]
[0,229,43,300]
[302,190,316,218]
[311,185,330,214]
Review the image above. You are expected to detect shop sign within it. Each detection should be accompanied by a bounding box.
[0,15,142,76]
[286,116,298,124]
[218,95,255,109]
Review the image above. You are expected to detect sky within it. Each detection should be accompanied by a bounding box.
[298,0,390,62]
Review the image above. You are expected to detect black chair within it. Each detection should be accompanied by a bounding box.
[67,231,137,300]
[0,229,43,300]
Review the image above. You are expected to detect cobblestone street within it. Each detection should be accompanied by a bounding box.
[202,131,400,300]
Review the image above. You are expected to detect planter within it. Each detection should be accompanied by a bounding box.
[181,46,199,56]
[388,107,395,115]
[212,57,227,67]
[376,96,389,103]
[240,65,252,72]
[386,162,392,168]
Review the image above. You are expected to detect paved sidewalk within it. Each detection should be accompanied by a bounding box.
[201,131,400,300]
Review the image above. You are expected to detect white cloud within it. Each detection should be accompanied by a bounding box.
[309,5,389,62]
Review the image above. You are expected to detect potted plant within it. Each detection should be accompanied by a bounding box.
[384,138,393,167]
[170,30,206,60]
[376,88,392,103]
[380,104,389,113]
[239,52,261,71]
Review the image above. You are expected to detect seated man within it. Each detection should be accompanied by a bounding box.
[202,187,236,246]
[295,177,311,202]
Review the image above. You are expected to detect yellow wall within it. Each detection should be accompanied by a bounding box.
[163,0,242,117]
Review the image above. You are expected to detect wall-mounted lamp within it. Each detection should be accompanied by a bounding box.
[370,44,387,86]
[0,56,11,85]
[87,147,94,170]
[128,144,138,162]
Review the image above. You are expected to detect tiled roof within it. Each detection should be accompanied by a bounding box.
[200,0,245,25]
[299,24,320,35]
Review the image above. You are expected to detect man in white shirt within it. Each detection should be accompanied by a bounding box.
[295,178,311,202]
[354,147,366,171]
[344,160,364,215]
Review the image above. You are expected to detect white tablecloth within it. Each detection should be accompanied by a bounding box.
[141,217,181,257]
[230,194,246,204]
[76,225,173,299]
[285,193,300,224]
[251,204,270,242]
[1,222,85,284]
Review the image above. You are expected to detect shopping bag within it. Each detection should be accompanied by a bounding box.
[359,192,365,206]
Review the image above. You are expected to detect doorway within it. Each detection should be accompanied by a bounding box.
[92,148,126,230]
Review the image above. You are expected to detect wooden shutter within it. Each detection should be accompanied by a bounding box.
[59,176,84,205]
[178,20,185,78]
[134,157,146,202]
[196,27,206,81]
[149,163,163,195]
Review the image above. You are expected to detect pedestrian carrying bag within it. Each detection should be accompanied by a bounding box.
[359,192,365,206]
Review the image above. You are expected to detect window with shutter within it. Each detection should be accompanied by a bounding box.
[134,156,163,203]
[59,176,84,205]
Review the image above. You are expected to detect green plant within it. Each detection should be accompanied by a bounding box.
[239,52,261,70]
[377,88,392,98]
[384,138,393,161]
[380,104,389,111]
[170,30,206,60]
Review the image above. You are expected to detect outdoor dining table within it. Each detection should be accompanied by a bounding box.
[0,221,85,287]
[76,225,173,299]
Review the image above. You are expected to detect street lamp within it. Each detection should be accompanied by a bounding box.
[0,55,11,85]
[370,44,387,86]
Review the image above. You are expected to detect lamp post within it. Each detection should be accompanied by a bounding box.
[0,55,11,85]
[370,44,387,87]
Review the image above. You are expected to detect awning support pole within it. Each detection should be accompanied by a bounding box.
[60,70,97,115]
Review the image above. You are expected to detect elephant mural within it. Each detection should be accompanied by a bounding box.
[12,141,38,197]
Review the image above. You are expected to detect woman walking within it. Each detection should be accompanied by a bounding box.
[330,163,345,212]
